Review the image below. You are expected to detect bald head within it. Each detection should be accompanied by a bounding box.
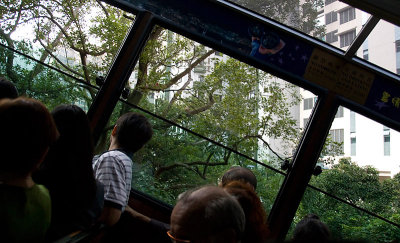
[170,186,245,243]
[221,166,257,190]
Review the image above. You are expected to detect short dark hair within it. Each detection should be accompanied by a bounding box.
[0,77,18,99]
[221,166,257,190]
[114,112,153,153]
[292,214,331,243]
[171,186,245,242]
[0,98,58,175]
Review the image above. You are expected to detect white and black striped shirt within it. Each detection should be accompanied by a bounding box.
[92,150,132,211]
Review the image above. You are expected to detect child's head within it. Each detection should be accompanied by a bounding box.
[0,97,58,176]
[113,112,153,153]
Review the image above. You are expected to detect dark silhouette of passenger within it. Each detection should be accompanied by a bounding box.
[0,77,18,99]
[224,181,270,243]
[34,104,104,241]
[221,166,258,190]
[93,112,153,226]
[0,97,58,242]
[169,185,245,243]
[291,214,331,243]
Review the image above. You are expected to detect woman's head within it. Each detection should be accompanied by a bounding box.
[223,181,270,243]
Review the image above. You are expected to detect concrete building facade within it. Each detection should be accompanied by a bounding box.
[300,0,400,178]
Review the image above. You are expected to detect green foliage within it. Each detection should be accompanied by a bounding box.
[296,158,400,242]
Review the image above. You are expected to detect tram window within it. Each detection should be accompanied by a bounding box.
[303,107,400,240]
[1,1,134,109]
[100,26,318,207]
[292,186,400,242]
[0,44,96,111]
[356,20,400,75]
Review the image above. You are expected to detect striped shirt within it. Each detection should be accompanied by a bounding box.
[92,150,132,211]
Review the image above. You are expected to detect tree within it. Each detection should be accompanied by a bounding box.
[229,0,325,38]
[296,158,400,242]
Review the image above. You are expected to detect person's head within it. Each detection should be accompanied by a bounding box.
[224,181,270,243]
[50,104,93,158]
[221,166,257,190]
[37,104,96,207]
[0,77,18,99]
[111,112,153,153]
[170,186,245,243]
[292,214,331,243]
[0,97,58,176]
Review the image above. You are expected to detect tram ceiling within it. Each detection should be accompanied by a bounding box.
[103,0,400,131]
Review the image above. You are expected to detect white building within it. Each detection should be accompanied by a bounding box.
[300,0,400,178]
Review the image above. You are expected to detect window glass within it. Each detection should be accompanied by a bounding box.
[0,43,97,111]
[326,30,338,44]
[339,7,356,24]
[101,26,316,205]
[335,106,344,118]
[291,186,400,241]
[228,1,365,49]
[356,21,400,75]
[303,108,400,240]
[326,11,338,25]
[1,0,134,96]
[303,97,314,110]
[340,30,356,48]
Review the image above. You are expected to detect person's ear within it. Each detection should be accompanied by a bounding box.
[111,125,118,136]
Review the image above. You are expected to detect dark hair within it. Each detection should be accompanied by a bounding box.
[224,181,270,243]
[171,186,245,242]
[292,214,331,243]
[0,77,18,99]
[34,105,97,236]
[0,98,58,175]
[221,166,257,190]
[114,112,153,153]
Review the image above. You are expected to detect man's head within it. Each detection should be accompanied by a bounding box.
[0,98,58,176]
[221,166,257,190]
[0,77,18,99]
[111,112,153,153]
[170,186,245,243]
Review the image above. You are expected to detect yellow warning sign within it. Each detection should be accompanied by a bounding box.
[304,48,375,104]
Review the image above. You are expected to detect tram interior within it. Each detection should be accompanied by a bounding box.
[1,0,400,242]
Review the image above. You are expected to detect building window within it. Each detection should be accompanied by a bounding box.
[339,7,356,24]
[350,111,356,133]
[329,129,344,154]
[340,30,356,48]
[325,11,337,25]
[326,30,338,43]
[350,137,356,156]
[303,98,314,110]
[384,134,390,156]
[363,49,369,61]
[325,0,337,5]
[396,40,400,52]
[335,106,344,118]
[303,118,309,128]
[397,68,400,75]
